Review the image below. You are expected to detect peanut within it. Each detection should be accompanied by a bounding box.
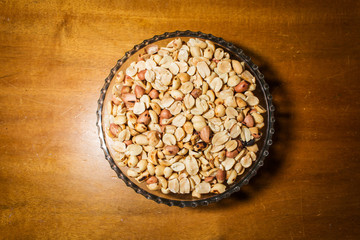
[148,89,159,99]
[234,81,249,93]
[135,85,145,98]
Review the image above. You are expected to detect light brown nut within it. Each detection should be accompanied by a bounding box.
[178,49,189,62]
[199,126,211,143]
[212,131,230,146]
[149,102,161,115]
[177,72,190,83]
[225,140,238,152]
[175,127,186,141]
[234,162,243,174]
[137,110,151,125]
[112,141,126,153]
[148,89,159,99]
[172,114,186,127]
[243,127,251,142]
[135,170,150,182]
[184,94,195,109]
[112,95,121,106]
[190,46,201,58]
[160,109,172,119]
[163,125,176,134]
[163,133,176,146]
[217,61,232,74]
[224,96,237,108]
[183,121,194,135]
[124,140,133,146]
[236,97,247,108]
[240,156,252,168]
[134,123,147,133]
[137,69,147,81]
[169,62,179,75]
[246,144,259,153]
[195,182,211,194]
[171,162,185,172]
[145,44,159,54]
[161,95,175,108]
[209,77,223,92]
[121,86,131,94]
[243,114,255,128]
[148,110,158,124]
[147,130,160,147]
[145,69,155,82]
[147,162,156,175]
[211,183,226,194]
[135,159,148,172]
[203,47,214,59]
[168,178,180,193]
[121,93,137,104]
[226,149,239,158]
[154,165,165,176]
[203,176,214,183]
[126,65,137,77]
[214,48,224,60]
[127,155,139,168]
[214,104,226,117]
[179,178,191,194]
[127,169,139,178]
[197,61,210,78]
[191,116,206,132]
[114,115,127,126]
[216,169,226,183]
[115,70,125,83]
[126,144,143,156]
[185,156,199,176]
[234,81,249,93]
[169,101,182,115]
[249,127,261,139]
[225,107,238,119]
[240,70,255,84]
[248,151,257,161]
[192,190,201,198]
[256,122,265,129]
[232,60,243,74]
[133,102,146,115]
[203,109,215,120]
[132,134,149,145]
[222,158,235,171]
[191,88,202,99]
[251,112,264,124]
[109,123,121,137]
[179,82,194,94]
[170,90,184,101]
[161,188,170,195]
[227,170,237,185]
[146,176,158,184]
[254,105,267,113]
[164,167,173,179]
[163,145,180,155]
[227,75,241,87]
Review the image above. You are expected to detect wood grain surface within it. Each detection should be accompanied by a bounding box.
[1,0,359,239]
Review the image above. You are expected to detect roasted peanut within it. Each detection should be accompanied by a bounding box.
[106,37,267,197]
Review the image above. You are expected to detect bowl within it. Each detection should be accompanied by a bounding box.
[96,31,275,207]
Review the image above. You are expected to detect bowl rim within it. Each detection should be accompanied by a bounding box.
[96,30,275,207]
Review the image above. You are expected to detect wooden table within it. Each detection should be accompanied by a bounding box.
[1,0,359,239]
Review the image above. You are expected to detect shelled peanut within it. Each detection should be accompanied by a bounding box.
[105,37,266,198]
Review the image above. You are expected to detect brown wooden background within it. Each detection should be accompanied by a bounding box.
[1,0,359,239]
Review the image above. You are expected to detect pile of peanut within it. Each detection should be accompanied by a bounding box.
[105,38,266,198]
